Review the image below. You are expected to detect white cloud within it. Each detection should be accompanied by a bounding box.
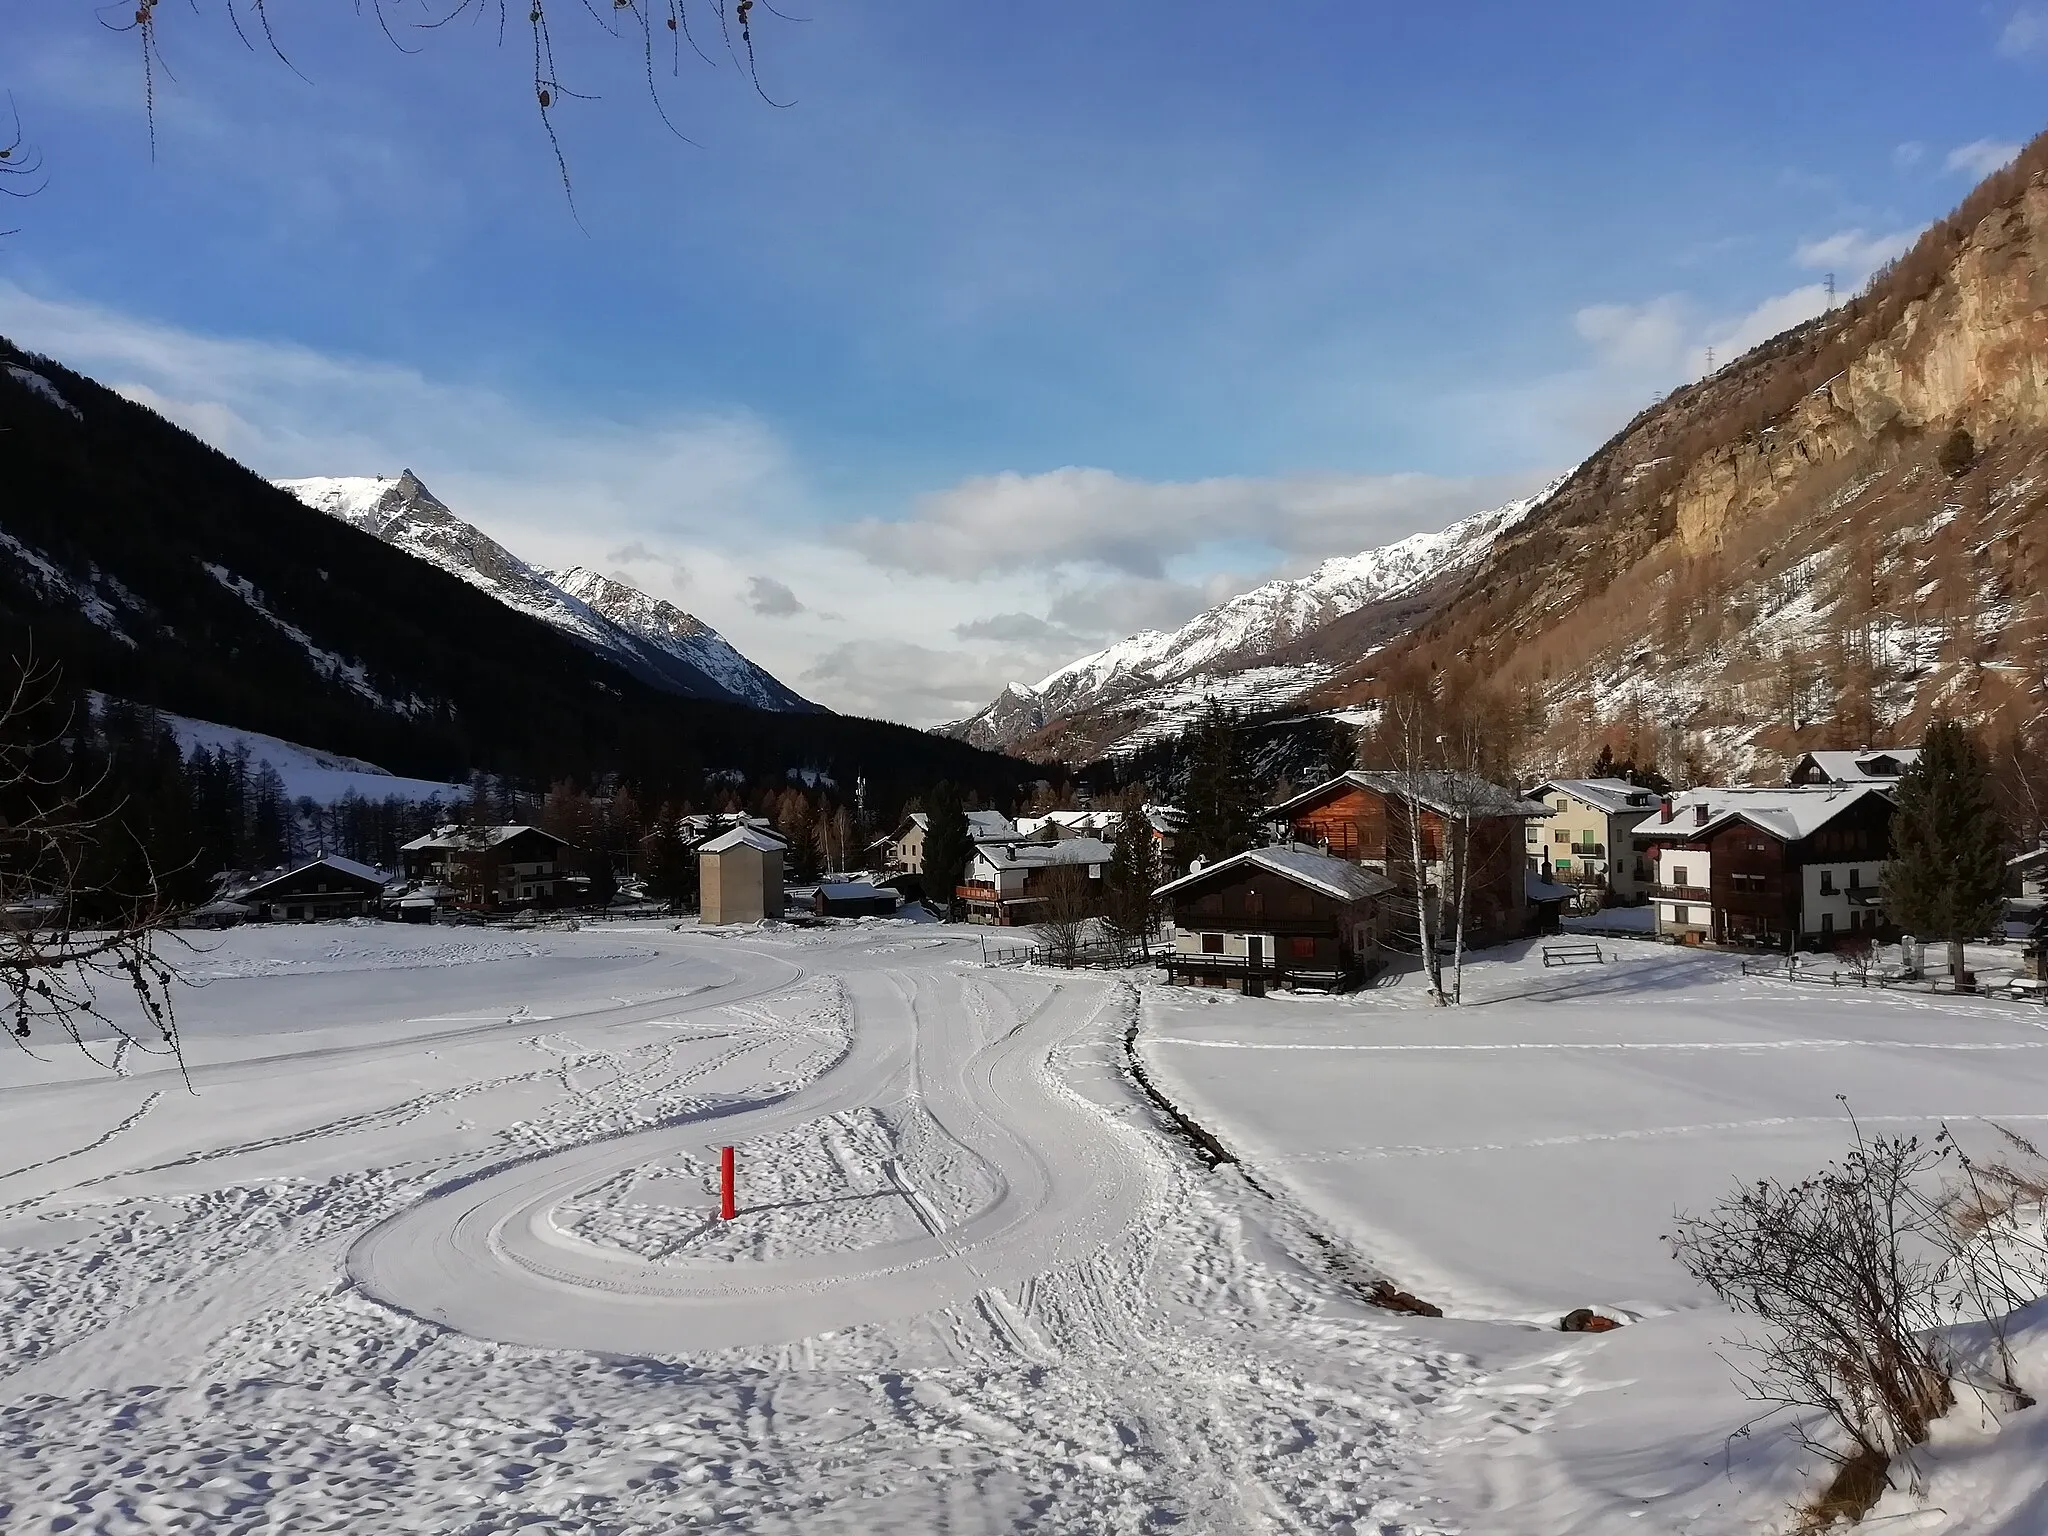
[1893,141,1927,172]
[2000,7,2048,57]
[842,466,1540,580]
[801,639,1039,726]
[1792,226,1922,278]
[1573,297,1689,372]
[1945,139,2022,179]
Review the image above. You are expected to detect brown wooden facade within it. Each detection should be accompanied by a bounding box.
[1278,781,1530,943]
[1641,791,1896,948]
[1162,860,1386,993]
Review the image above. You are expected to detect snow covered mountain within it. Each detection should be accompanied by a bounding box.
[949,485,1558,758]
[277,473,815,713]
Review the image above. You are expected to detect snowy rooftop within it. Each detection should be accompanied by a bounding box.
[1155,844,1396,903]
[1640,783,1888,843]
[401,824,569,852]
[1528,778,1663,816]
[238,854,390,899]
[699,826,790,854]
[1272,770,1550,821]
[1790,747,1922,783]
[1015,810,1122,837]
[974,836,1115,868]
[815,882,895,901]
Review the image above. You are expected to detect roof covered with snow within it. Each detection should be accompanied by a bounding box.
[239,854,390,899]
[700,826,790,854]
[973,836,1115,869]
[401,824,570,852]
[1790,748,1922,784]
[1271,770,1550,821]
[1639,784,1889,844]
[1528,778,1663,816]
[1155,844,1396,904]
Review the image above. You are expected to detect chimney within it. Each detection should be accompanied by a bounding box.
[1659,797,1673,823]
[1694,802,1709,827]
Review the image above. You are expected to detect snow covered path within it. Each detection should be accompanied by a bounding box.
[349,968,1163,1352]
[0,925,1481,1534]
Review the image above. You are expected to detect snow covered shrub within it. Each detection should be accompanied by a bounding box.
[1667,1123,1956,1507]
[1670,1113,2048,1524]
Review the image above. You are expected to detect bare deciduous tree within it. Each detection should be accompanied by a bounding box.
[1032,864,1096,968]
[109,0,787,204]
[0,656,185,1067]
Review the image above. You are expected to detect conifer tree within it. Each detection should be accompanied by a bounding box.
[645,807,693,912]
[1889,720,2007,982]
[1103,797,1161,944]
[920,780,973,919]
[1176,703,1261,871]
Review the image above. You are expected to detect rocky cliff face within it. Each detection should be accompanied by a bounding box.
[1321,136,2048,786]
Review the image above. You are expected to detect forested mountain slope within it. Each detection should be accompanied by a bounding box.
[0,346,1022,805]
[1315,131,2048,787]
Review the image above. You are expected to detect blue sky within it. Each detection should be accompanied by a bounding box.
[3,2,2044,724]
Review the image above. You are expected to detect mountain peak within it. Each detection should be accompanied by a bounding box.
[276,476,815,713]
[948,482,1559,759]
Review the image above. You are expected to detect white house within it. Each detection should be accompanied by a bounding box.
[958,836,1114,926]
[1524,778,1664,903]
[869,810,1020,876]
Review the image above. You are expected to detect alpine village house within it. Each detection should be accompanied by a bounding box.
[1639,784,1898,948]
[1523,778,1665,904]
[1266,770,1551,946]
[398,825,574,913]
[1158,846,1393,993]
[1154,769,1547,993]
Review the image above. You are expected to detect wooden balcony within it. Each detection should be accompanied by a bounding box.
[1653,884,1709,901]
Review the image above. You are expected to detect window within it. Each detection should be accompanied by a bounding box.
[1820,872,1835,895]
[1554,798,1568,811]
[1672,865,1689,886]
[1673,904,1690,925]
[1289,936,1316,960]
[1822,912,1834,934]
[1201,933,1224,954]
[1244,890,1262,916]
[1526,827,1539,842]
[1553,829,1570,843]
[1555,858,1572,871]
[1848,868,1861,890]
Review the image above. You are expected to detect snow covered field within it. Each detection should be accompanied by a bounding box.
[1139,937,2048,1531]
[4,922,2046,1532]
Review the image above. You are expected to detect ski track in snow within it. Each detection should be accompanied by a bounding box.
[0,928,1481,1535]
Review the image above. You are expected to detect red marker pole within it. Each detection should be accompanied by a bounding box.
[720,1145,737,1220]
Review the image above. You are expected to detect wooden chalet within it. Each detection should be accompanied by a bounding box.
[1267,770,1550,944]
[1155,845,1393,993]
[1637,785,1898,948]
[236,855,389,923]
[398,825,574,911]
